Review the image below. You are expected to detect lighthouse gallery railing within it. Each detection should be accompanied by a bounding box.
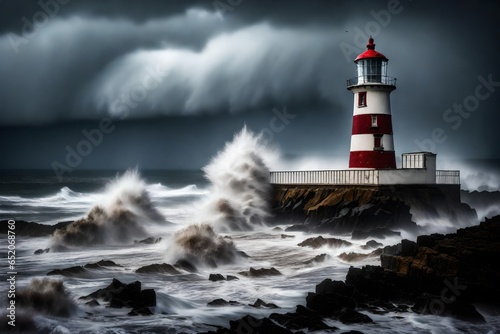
[347,75,397,87]
[270,170,460,185]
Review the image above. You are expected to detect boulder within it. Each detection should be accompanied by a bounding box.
[84,260,122,269]
[209,274,225,282]
[238,267,282,277]
[207,299,241,307]
[80,278,156,310]
[229,315,292,334]
[136,263,180,274]
[298,236,352,249]
[134,237,162,244]
[248,299,279,309]
[47,266,88,277]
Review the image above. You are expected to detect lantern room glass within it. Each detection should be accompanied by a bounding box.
[356,59,388,84]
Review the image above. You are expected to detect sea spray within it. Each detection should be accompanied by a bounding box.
[169,224,243,268]
[17,278,77,317]
[52,170,165,247]
[198,126,277,232]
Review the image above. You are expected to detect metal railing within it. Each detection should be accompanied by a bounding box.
[270,170,380,185]
[347,75,397,87]
[436,170,460,184]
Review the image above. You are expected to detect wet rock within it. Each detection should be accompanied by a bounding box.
[280,234,294,238]
[412,293,485,323]
[272,227,283,231]
[0,220,72,237]
[47,266,87,277]
[86,299,100,307]
[351,228,400,240]
[298,236,352,249]
[136,263,180,274]
[229,315,292,334]
[84,260,122,269]
[304,253,328,265]
[81,278,156,310]
[249,298,279,309]
[338,248,383,262]
[337,308,373,324]
[226,275,239,281]
[34,248,50,255]
[361,240,383,250]
[209,274,225,282]
[128,307,153,316]
[269,305,335,331]
[238,267,282,277]
[174,259,197,273]
[207,299,241,307]
[134,237,162,244]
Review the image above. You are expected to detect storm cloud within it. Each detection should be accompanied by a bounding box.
[0,0,499,169]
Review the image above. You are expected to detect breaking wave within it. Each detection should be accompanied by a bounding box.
[196,126,277,232]
[168,224,243,268]
[17,278,77,317]
[51,170,165,247]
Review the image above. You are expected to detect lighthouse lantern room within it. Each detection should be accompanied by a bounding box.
[347,37,397,169]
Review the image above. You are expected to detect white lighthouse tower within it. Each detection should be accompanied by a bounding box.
[347,37,397,169]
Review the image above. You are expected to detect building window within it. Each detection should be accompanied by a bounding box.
[358,92,367,107]
[374,134,383,150]
[371,115,378,127]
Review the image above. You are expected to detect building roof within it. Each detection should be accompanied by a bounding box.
[354,37,388,62]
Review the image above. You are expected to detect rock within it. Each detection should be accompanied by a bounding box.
[412,293,485,323]
[34,248,50,255]
[134,237,162,244]
[248,299,279,309]
[207,299,241,307]
[86,299,100,307]
[209,274,225,282]
[351,228,400,240]
[226,275,239,281]
[298,236,352,249]
[47,266,88,276]
[272,185,475,235]
[281,234,295,239]
[337,308,373,324]
[238,267,282,277]
[174,259,197,273]
[269,305,335,331]
[136,263,180,274]
[128,307,153,316]
[361,240,383,249]
[338,248,383,262]
[81,278,156,310]
[229,315,292,334]
[272,227,283,231]
[84,260,122,269]
[0,220,72,237]
[304,253,328,265]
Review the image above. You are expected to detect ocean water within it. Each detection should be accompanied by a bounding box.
[1,131,499,333]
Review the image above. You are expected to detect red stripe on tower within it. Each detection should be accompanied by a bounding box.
[347,37,397,169]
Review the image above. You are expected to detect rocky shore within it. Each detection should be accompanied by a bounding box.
[272,185,477,238]
[200,216,500,333]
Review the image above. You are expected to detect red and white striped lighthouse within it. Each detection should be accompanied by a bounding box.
[347,37,397,169]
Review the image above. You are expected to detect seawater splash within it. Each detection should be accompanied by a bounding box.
[168,224,243,268]
[197,126,277,232]
[52,170,165,247]
[17,278,77,317]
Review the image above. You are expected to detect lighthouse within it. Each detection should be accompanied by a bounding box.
[347,37,397,169]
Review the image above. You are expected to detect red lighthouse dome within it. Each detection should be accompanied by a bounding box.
[354,37,388,61]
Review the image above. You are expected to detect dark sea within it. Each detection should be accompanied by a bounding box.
[1,159,500,333]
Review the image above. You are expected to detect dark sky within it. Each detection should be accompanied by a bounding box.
[0,0,499,171]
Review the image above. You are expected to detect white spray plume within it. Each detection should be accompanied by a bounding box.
[52,169,164,247]
[196,126,278,232]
